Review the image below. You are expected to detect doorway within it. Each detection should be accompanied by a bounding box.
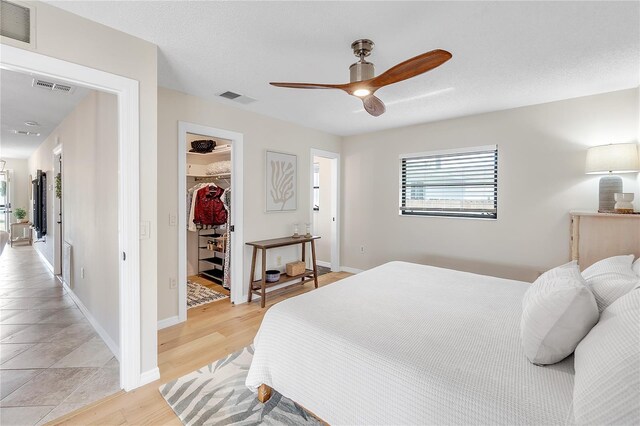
[177,122,244,325]
[310,149,340,272]
[1,44,144,390]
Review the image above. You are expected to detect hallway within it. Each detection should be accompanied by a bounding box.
[0,245,120,425]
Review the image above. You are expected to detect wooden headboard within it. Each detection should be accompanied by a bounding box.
[570,211,640,270]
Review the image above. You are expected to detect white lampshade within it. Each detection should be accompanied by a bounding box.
[585,143,640,174]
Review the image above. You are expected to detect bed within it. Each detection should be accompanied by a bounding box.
[245,261,576,425]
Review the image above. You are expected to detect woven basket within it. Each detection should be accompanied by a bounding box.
[286,261,306,276]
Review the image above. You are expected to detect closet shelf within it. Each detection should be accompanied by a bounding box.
[200,257,224,265]
[198,229,223,236]
[199,247,226,254]
[187,147,231,157]
[200,269,224,283]
[187,172,231,178]
[198,234,226,240]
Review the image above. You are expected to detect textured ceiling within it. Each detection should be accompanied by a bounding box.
[49,1,639,136]
[1,69,90,159]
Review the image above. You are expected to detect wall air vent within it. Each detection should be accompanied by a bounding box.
[218,91,257,105]
[32,78,76,94]
[0,0,32,44]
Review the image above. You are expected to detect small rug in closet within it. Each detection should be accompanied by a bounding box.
[159,346,321,425]
[187,280,228,309]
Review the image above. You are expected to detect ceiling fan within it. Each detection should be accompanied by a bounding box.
[270,39,452,117]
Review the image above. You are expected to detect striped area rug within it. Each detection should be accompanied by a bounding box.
[159,346,321,425]
[187,280,228,309]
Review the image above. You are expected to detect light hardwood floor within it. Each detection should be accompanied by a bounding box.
[188,275,230,297]
[50,271,351,425]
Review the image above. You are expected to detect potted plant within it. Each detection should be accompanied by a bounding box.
[14,208,28,223]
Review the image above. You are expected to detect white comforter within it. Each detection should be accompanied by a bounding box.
[246,261,575,425]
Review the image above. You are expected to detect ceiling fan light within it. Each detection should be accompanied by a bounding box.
[353,89,371,97]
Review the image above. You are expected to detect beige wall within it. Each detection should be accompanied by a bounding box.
[341,88,640,282]
[27,91,120,348]
[313,156,333,263]
[1,158,30,221]
[4,1,158,373]
[157,87,341,321]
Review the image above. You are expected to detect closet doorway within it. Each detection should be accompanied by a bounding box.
[309,149,340,272]
[178,122,244,324]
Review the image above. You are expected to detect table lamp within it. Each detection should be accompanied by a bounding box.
[585,143,640,212]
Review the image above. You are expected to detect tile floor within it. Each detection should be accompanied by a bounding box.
[0,245,120,425]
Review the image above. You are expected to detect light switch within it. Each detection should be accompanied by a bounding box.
[140,221,150,239]
[169,214,177,227]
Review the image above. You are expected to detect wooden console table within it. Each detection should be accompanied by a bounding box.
[246,235,320,308]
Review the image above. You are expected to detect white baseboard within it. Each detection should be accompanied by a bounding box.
[62,281,120,361]
[340,266,364,274]
[157,315,182,330]
[316,260,331,268]
[139,367,160,386]
[34,247,54,273]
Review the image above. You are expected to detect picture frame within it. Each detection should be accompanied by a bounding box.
[266,150,297,212]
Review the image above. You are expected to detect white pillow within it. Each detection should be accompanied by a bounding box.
[573,288,640,425]
[581,255,639,312]
[520,261,599,365]
[633,257,640,277]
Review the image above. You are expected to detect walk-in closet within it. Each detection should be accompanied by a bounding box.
[186,132,232,308]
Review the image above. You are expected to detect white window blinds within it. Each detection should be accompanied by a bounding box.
[400,145,498,219]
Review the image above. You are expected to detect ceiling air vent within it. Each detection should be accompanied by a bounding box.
[0,0,31,44]
[32,78,76,94]
[218,91,257,105]
[219,91,241,100]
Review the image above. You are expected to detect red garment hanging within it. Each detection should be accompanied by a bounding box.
[193,186,227,226]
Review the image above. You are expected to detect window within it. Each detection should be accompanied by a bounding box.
[400,145,498,219]
[313,162,320,211]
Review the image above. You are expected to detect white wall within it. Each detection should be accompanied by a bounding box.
[1,158,30,220]
[26,91,120,348]
[313,156,333,263]
[2,1,158,374]
[157,87,341,321]
[341,88,639,282]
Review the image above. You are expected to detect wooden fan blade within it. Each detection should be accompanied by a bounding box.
[270,82,349,91]
[369,49,452,90]
[362,95,386,117]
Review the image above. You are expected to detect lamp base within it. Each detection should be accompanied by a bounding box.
[598,175,622,212]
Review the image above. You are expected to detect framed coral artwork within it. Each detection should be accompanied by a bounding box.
[266,150,297,212]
